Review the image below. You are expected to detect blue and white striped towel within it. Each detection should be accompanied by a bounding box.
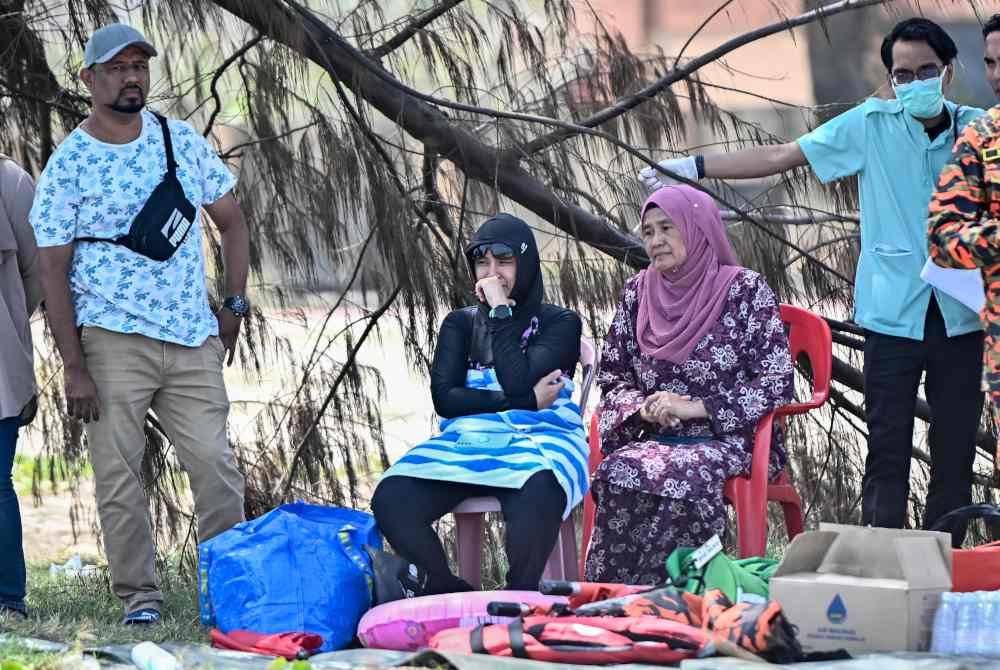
[381,368,589,519]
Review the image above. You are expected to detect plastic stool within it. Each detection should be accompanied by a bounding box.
[453,496,578,589]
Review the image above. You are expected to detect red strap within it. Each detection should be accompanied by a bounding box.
[210,629,323,659]
[211,629,254,654]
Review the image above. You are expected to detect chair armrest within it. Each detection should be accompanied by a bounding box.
[588,412,604,474]
[745,411,776,488]
[774,393,827,418]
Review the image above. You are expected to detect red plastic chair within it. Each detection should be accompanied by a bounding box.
[579,304,831,572]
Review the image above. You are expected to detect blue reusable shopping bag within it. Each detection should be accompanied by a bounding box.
[198,502,381,651]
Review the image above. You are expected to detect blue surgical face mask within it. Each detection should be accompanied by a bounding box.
[892,76,945,119]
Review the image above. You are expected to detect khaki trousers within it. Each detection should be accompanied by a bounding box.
[81,326,245,614]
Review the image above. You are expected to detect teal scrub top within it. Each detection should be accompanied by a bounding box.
[797,97,984,340]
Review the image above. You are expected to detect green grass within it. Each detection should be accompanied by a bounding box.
[0,639,63,670]
[11,455,92,497]
[0,560,205,653]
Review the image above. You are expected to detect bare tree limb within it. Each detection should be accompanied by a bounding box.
[422,149,455,237]
[827,382,996,488]
[213,0,856,287]
[0,78,88,119]
[827,317,865,336]
[830,355,997,460]
[721,210,860,225]
[509,0,895,158]
[217,120,319,159]
[675,0,738,65]
[203,33,264,137]
[212,0,646,264]
[783,233,859,268]
[368,0,465,59]
[0,1,90,164]
[277,284,402,499]
[831,330,864,351]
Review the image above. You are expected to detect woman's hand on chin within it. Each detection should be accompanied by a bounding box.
[475,275,511,307]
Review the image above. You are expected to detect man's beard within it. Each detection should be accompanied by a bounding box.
[109,87,145,114]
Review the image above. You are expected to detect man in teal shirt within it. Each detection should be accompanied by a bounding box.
[642,18,984,536]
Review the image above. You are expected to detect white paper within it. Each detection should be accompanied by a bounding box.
[920,257,985,313]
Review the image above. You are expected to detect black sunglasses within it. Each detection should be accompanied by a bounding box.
[470,242,516,260]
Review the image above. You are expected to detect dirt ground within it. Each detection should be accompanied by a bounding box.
[18,299,437,563]
[20,479,99,562]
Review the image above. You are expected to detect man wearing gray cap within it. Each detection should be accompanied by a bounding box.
[30,23,249,625]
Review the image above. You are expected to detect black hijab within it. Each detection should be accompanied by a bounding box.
[463,213,544,365]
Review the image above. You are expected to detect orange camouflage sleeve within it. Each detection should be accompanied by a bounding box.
[928,120,1000,269]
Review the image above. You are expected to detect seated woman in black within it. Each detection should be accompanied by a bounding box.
[371,213,587,594]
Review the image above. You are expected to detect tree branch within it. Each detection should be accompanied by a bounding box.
[277,283,402,500]
[783,233,858,268]
[721,210,859,225]
[217,120,319,159]
[675,0,738,65]
[0,77,89,118]
[368,0,465,59]
[830,330,864,351]
[422,149,455,237]
[826,382,996,489]
[213,0,855,288]
[830,355,996,460]
[510,0,895,158]
[211,0,646,264]
[203,33,264,137]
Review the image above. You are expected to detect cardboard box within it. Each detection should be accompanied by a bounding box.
[770,524,952,654]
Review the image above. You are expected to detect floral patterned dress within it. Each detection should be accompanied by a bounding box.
[584,269,793,584]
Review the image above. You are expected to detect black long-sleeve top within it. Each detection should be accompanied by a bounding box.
[430,305,583,419]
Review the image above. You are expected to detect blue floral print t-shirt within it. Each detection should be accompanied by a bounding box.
[29,110,236,346]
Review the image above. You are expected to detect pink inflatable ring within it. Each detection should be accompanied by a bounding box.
[357,590,567,651]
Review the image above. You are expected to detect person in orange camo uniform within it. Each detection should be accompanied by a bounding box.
[928,14,1000,466]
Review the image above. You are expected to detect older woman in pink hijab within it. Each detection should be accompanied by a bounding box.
[585,185,793,584]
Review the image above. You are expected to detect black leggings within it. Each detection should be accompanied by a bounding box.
[371,471,566,593]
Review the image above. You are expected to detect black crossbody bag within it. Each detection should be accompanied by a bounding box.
[77,113,197,262]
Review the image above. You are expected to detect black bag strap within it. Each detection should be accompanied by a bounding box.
[77,112,176,245]
[929,503,1000,547]
[508,620,528,659]
[469,625,487,654]
[152,112,177,176]
[954,105,962,145]
[930,503,1000,531]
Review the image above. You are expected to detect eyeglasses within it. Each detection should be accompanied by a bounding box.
[470,242,515,260]
[890,64,943,86]
[99,61,149,77]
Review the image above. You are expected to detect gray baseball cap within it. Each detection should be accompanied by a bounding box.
[83,23,157,68]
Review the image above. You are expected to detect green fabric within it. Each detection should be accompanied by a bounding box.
[665,547,778,602]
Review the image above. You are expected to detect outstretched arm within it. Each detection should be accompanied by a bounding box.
[642,105,864,189]
[703,142,807,179]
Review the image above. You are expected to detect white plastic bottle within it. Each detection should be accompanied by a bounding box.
[954,592,979,655]
[130,642,181,670]
[931,591,957,654]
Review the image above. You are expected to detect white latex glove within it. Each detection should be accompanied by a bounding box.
[639,156,699,191]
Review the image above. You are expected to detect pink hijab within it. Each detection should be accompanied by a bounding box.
[636,185,743,363]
